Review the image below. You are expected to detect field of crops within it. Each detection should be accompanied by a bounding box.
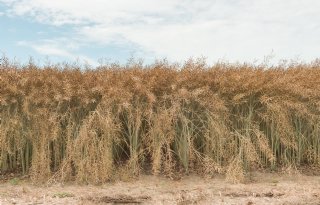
[0,58,320,184]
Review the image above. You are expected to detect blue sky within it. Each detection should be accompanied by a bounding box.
[1,0,320,66]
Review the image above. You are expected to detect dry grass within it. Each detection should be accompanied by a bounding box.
[0,57,320,183]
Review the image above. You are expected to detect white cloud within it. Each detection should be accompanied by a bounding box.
[17,40,97,65]
[2,0,320,63]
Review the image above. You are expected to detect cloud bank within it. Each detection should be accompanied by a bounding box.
[1,0,320,64]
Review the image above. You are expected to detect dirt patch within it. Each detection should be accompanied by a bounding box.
[224,191,285,198]
[0,172,319,204]
[86,194,151,204]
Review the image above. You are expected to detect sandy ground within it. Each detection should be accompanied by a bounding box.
[0,172,319,205]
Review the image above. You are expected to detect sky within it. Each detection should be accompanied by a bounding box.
[0,0,320,66]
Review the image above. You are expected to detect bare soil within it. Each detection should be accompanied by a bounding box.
[0,172,319,205]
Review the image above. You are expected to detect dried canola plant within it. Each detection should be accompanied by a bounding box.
[0,58,320,183]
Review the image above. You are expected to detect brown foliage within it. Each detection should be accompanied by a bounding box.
[0,58,320,183]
